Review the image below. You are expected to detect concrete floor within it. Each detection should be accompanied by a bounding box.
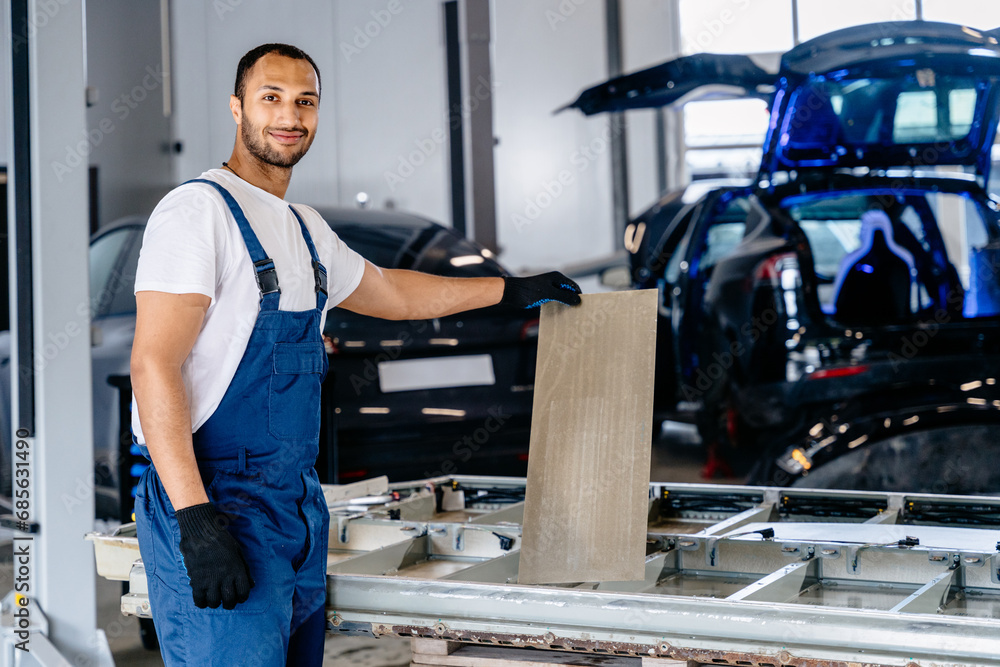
[5,422,738,665]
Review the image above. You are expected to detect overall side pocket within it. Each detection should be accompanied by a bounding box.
[199,470,273,614]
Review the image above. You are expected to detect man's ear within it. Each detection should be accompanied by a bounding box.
[229,95,242,125]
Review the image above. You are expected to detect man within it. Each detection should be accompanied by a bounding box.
[130,43,581,666]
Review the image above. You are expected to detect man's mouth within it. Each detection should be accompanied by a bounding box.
[269,130,305,145]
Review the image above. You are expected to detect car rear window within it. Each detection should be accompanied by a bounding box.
[786,190,1000,322]
[892,86,977,144]
[782,73,987,164]
[700,198,750,271]
[332,225,414,268]
[412,231,506,278]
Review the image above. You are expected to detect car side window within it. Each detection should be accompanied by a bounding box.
[89,227,135,318]
[701,222,746,271]
[697,198,750,274]
[661,208,698,285]
[105,229,142,316]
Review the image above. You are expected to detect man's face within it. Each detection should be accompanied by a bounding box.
[232,53,319,168]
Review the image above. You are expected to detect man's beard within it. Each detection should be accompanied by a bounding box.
[241,115,312,168]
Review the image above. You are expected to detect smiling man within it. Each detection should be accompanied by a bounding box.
[129,43,581,666]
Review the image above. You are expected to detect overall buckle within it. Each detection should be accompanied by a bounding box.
[313,260,328,296]
[254,258,280,295]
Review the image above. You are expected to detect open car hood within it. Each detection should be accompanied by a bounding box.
[562,22,1000,181]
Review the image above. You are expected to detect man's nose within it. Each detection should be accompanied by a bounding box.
[274,100,302,127]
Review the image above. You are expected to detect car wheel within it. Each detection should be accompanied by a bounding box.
[788,425,1000,495]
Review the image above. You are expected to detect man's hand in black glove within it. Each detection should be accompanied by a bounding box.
[175,502,255,610]
[500,271,582,309]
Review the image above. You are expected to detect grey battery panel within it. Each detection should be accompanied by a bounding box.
[88,476,1000,666]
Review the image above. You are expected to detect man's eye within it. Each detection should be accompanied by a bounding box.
[263,95,276,101]
[298,99,314,106]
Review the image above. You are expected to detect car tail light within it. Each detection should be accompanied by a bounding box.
[807,364,870,380]
[338,469,369,480]
[517,453,530,462]
[520,318,540,340]
[753,252,799,285]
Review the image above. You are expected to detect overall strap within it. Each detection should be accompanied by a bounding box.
[185,179,280,311]
[288,205,329,312]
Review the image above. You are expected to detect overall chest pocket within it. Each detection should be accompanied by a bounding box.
[268,341,326,441]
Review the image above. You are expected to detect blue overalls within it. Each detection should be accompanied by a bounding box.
[134,179,331,666]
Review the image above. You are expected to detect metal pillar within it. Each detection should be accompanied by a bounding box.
[5,0,111,664]
[457,0,498,253]
[442,1,467,238]
[663,0,686,192]
[605,0,629,248]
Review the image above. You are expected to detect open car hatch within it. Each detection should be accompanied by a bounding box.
[558,53,774,115]
[563,21,1000,181]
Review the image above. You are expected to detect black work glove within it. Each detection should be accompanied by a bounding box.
[500,271,582,309]
[175,502,255,610]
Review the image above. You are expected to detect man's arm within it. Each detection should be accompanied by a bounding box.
[131,290,254,610]
[337,261,581,319]
[130,291,211,510]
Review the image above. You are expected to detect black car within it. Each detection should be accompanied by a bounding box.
[311,207,537,483]
[569,21,1000,493]
[0,206,538,518]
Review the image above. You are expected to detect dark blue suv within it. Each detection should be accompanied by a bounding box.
[567,21,1000,493]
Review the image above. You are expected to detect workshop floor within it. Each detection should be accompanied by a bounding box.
[4,422,738,666]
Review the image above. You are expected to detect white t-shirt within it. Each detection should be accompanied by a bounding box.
[131,168,366,443]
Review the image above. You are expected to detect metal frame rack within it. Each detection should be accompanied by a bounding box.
[89,476,1000,666]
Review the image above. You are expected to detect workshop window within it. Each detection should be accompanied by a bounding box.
[674,0,1000,183]
[921,0,1000,27]
[679,0,793,55]
[797,1,916,42]
[684,99,768,180]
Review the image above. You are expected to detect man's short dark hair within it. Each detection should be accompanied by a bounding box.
[234,43,321,102]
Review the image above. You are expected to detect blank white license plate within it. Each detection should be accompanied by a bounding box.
[378,354,496,393]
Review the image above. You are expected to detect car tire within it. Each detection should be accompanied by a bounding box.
[786,425,1000,494]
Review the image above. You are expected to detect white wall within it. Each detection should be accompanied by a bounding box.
[492,0,614,273]
[170,0,449,220]
[170,0,341,207]
[85,0,174,225]
[0,0,683,272]
[0,1,174,225]
[169,0,630,273]
[621,0,676,217]
[331,1,448,219]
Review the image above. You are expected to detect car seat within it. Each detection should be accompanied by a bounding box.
[831,210,916,325]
